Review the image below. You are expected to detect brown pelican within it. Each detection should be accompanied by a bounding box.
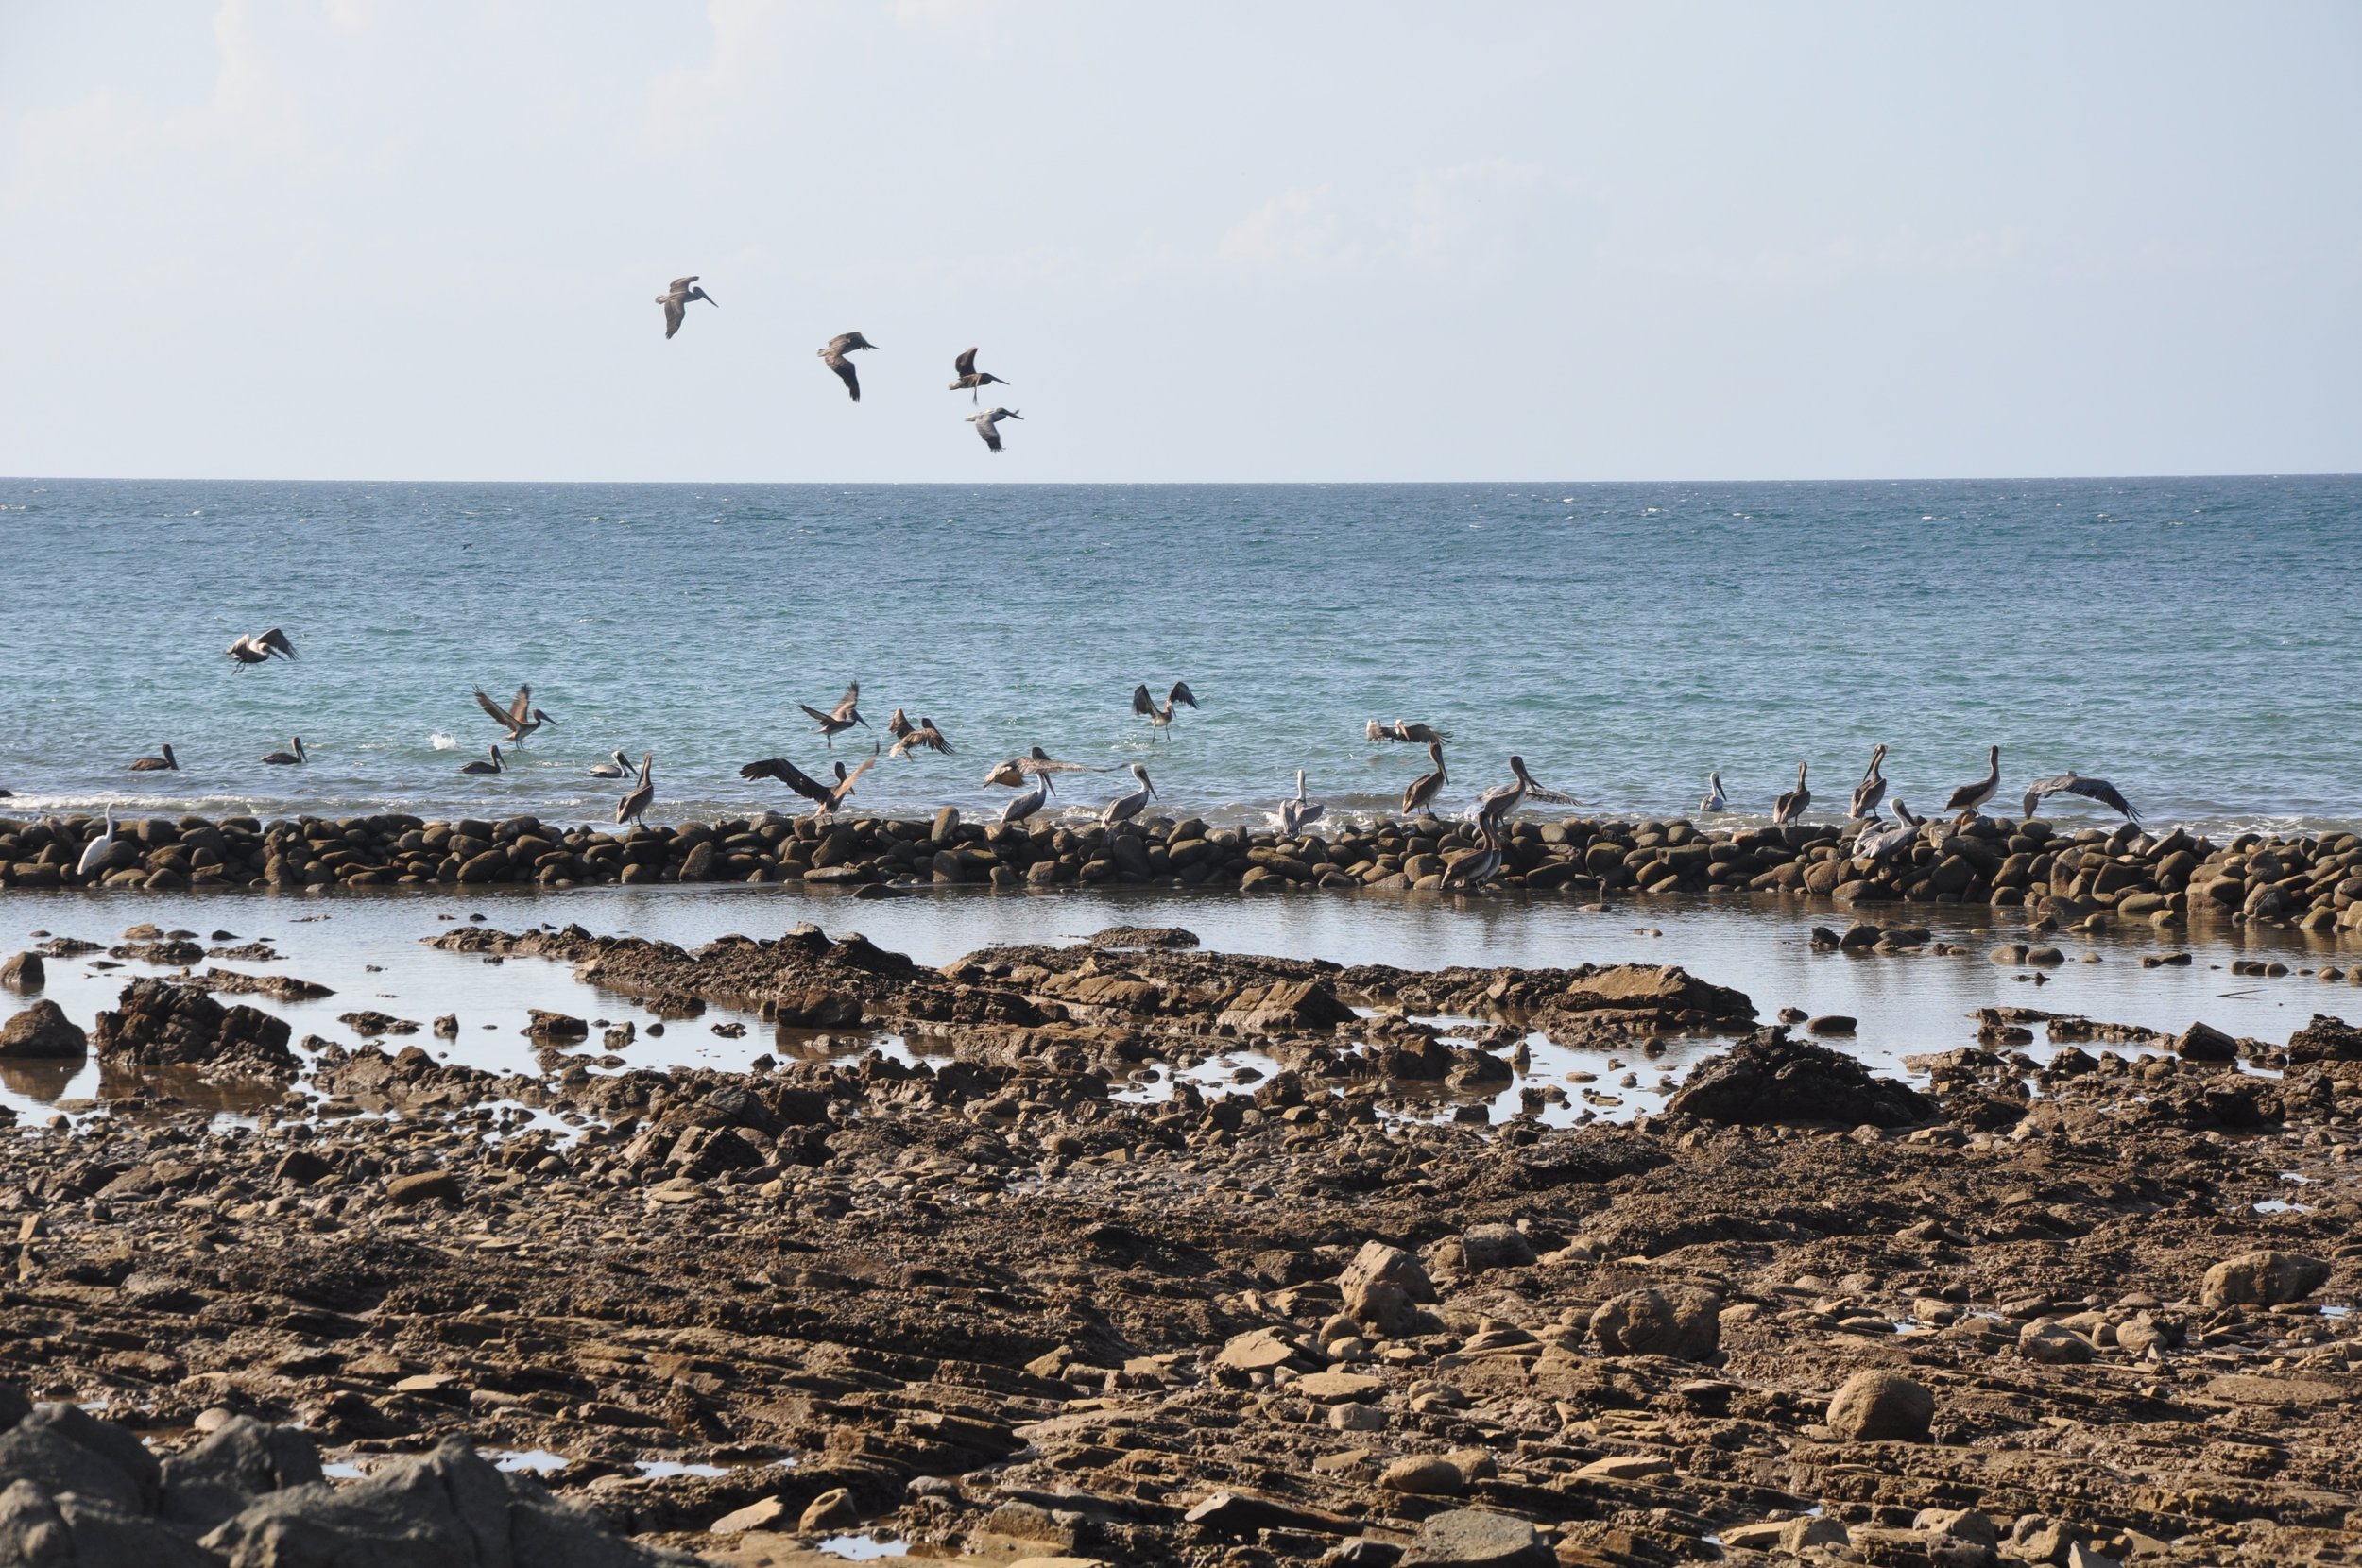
[1001,771,1054,826]
[1103,763,1155,827]
[128,744,180,773]
[818,332,877,401]
[615,753,655,827]
[967,406,1022,452]
[1133,681,1197,737]
[798,682,868,748]
[890,717,953,758]
[657,276,716,339]
[260,737,306,766]
[1854,800,1924,861]
[1401,741,1446,816]
[1368,719,1451,745]
[589,749,633,778]
[1772,762,1810,826]
[949,347,1011,403]
[984,746,1104,787]
[1440,819,1504,889]
[459,744,504,775]
[741,747,877,815]
[1278,770,1324,834]
[76,805,115,878]
[885,708,914,741]
[225,627,296,668]
[475,686,556,745]
[2023,771,2141,825]
[1943,745,2001,823]
[1478,755,1581,828]
[1849,743,1889,820]
[1700,772,1727,812]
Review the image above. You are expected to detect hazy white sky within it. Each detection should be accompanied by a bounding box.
[3,1,2356,482]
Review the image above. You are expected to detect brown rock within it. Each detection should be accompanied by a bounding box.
[1589,1286,1721,1361]
[2201,1250,2330,1308]
[0,1000,86,1059]
[1825,1370,1933,1441]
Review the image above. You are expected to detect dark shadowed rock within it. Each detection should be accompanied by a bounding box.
[0,1000,86,1059]
[92,979,296,1079]
[2175,1020,2238,1061]
[0,1479,216,1568]
[2285,1014,2362,1064]
[201,1434,700,1566]
[160,1414,325,1530]
[1665,1031,1934,1127]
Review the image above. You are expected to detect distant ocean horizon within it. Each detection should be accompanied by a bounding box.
[5,474,2358,835]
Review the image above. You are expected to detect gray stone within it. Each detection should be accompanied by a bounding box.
[1588,1286,1721,1362]
[160,1414,323,1530]
[0,1479,216,1568]
[2019,1321,2096,1365]
[1400,1508,1554,1567]
[1826,1370,1933,1441]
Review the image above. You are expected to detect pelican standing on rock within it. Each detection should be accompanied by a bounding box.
[1700,772,1727,812]
[1402,741,1447,817]
[1478,756,1581,829]
[798,683,868,748]
[1001,772,1055,826]
[1279,770,1324,834]
[818,333,878,401]
[1133,681,1197,737]
[1773,762,1811,826]
[948,347,1011,403]
[967,406,1022,452]
[225,628,296,668]
[1944,745,2002,824]
[1849,743,1889,820]
[476,686,556,745]
[459,744,504,775]
[1440,819,1504,889]
[590,750,633,778]
[616,753,655,827]
[656,276,717,339]
[2023,771,2142,824]
[128,744,179,773]
[1854,801,1925,861]
[1104,763,1156,827]
[261,737,306,766]
[77,805,116,878]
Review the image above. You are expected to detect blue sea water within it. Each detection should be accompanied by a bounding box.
[1,475,2355,833]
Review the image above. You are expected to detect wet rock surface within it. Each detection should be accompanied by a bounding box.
[0,931,2356,1564]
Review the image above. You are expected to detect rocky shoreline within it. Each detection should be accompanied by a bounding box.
[3,923,2359,1564]
[9,809,2362,933]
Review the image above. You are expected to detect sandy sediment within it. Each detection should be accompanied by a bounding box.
[1,925,2358,1564]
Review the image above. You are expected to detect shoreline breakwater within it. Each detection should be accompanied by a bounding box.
[8,807,2362,936]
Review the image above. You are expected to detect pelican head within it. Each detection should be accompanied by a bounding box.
[533,708,557,727]
[161,744,179,769]
[1132,763,1155,793]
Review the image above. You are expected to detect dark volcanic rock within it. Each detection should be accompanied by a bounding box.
[1665,1031,1935,1127]
[91,979,297,1079]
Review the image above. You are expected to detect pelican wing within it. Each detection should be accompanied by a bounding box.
[664,298,686,338]
[829,683,861,720]
[823,352,861,401]
[740,757,833,805]
[257,627,296,659]
[886,708,914,739]
[1522,777,1581,805]
[833,748,880,800]
[668,276,699,293]
[1131,683,1154,716]
[475,688,522,728]
[1170,681,1198,709]
[953,346,978,377]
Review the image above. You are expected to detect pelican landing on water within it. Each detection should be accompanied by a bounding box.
[1772,762,1810,826]
[1849,742,1889,820]
[819,333,877,401]
[967,406,1022,452]
[225,628,295,668]
[949,347,1011,403]
[475,686,556,745]
[1133,681,1197,737]
[657,276,716,339]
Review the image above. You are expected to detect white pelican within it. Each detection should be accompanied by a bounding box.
[657,276,716,339]
[1103,763,1155,827]
[2023,771,2140,824]
[819,333,878,401]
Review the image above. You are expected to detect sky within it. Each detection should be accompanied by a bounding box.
[1,1,2357,483]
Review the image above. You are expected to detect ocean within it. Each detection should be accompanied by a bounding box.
[2,475,2356,834]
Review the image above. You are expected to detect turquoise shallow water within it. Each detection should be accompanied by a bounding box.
[2,475,2356,832]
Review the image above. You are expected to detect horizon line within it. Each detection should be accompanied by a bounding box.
[4,470,2358,489]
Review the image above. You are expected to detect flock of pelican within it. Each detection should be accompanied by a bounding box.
[46,624,2149,888]
[658,278,1022,453]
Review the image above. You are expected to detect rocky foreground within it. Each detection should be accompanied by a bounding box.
[1,927,2359,1566]
[9,807,2362,934]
